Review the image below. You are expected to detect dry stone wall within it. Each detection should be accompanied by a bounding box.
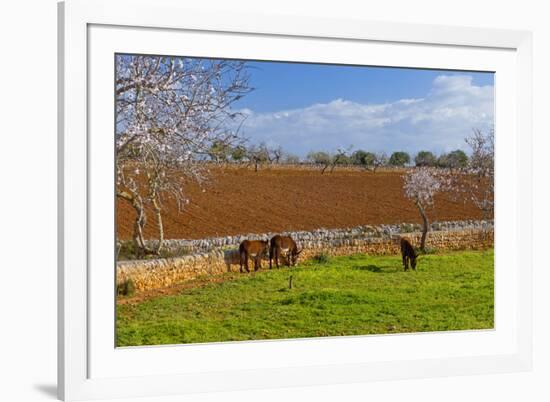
[117,250,227,291]
[117,220,493,292]
[120,220,493,256]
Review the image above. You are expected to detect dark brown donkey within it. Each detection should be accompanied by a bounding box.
[239,240,269,273]
[269,235,303,269]
[400,237,417,271]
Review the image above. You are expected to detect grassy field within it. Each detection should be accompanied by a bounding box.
[116,249,494,346]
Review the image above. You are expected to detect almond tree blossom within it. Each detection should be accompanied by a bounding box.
[403,167,452,251]
[465,128,494,221]
[116,55,251,257]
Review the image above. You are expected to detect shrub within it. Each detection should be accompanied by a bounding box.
[117,279,136,296]
[117,242,136,261]
[312,252,330,264]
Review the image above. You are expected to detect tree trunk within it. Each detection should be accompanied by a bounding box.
[152,196,164,255]
[117,190,153,258]
[133,197,147,258]
[417,202,429,252]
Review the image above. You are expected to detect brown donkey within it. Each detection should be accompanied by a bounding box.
[269,235,303,269]
[239,240,269,273]
[400,237,417,271]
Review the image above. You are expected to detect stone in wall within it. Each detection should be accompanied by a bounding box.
[118,219,494,258]
[117,223,494,293]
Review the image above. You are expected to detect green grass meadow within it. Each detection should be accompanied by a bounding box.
[116,249,494,346]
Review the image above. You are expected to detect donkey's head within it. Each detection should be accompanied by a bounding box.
[410,253,417,270]
[290,247,303,266]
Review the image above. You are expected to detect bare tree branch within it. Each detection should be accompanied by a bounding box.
[116,55,252,257]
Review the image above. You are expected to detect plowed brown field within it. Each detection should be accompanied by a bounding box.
[116,166,485,240]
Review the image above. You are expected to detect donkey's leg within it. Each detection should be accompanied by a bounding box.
[241,251,250,272]
[239,254,243,273]
[243,252,250,273]
[258,252,263,270]
[275,248,281,269]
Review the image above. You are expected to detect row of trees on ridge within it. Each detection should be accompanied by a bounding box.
[208,141,470,174]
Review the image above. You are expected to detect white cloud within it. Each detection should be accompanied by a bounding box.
[238,75,494,156]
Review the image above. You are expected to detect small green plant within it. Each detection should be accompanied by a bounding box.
[117,242,136,261]
[311,252,330,264]
[117,279,136,297]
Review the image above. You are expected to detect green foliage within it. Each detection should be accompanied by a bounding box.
[415,151,437,167]
[248,144,270,163]
[230,145,248,162]
[117,279,135,297]
[363,152,377,166]
[389,151,411,167]
[450,149,468,167]
[311,252,330,264]
[351,150,367,165]
[117,250,494,346]
[351,150,377,167]
[208,140,233,162]
[117,242,136,261]
[333,154,351,165]
[438,149,468,170]
[307,151,331,165]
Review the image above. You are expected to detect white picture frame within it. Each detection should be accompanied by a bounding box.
[58,0,533,400]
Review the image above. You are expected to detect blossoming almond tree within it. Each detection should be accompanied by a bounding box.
[116,55,251,257]
[465,128,494,221]
[403,167,452,251]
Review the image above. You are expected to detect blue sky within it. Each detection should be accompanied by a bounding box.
[232,61,494,158]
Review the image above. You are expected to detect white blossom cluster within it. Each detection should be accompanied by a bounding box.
[464,128,494,219]
[115,54,251,255]
[403,167,453,208]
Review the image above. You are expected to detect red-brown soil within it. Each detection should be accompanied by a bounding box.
[116,166,485,241]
